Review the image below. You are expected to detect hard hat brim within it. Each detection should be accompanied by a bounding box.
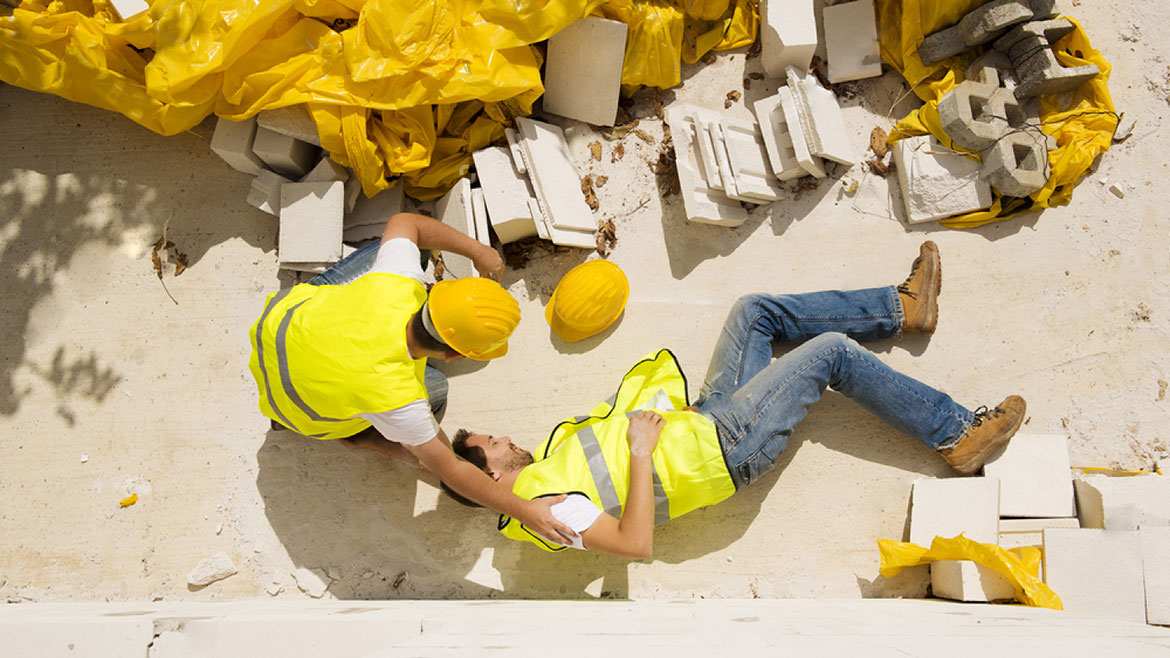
[545,287,622,343]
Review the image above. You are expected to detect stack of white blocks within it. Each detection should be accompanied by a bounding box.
[761,0,882,84]
[433,178,493,279]
[542,17,628,127]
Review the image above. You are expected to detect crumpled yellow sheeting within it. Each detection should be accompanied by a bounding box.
[878,535,1063,609]
[875,0,1117,229]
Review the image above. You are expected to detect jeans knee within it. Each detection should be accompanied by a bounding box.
[806,331,852,351]
[729,294,767,324]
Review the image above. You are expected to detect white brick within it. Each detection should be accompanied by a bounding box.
[210,117,267,176]
[931,560,1016,602]
[108,0,148,21]
[256,105,321,147]
[1141,526,1170,625]
[999,517,1080,550]
[300,157,349,184]
[435,178,476,278]
[760,0,818,78]
[504,128,527,174]
[470,187,491,248]
[786,66,855,166]
[982,434,1076,518]
[777,87,826,178]
[246,170,291,217]
[515,117,598,240]
[472,146,539,244]
[252,127,319,179]
[720,117,784,201]
[662,106,748,227]
[891,135,992,224]
[1074,474,1170,530]
[543,17,628,126]
[910,477,1000,547]
[341,223,385,243]
[1043,528,1146,623]
[344,184,404,232]
[752,95,805,181]
[278,182,343,265]
[823,0,882,83]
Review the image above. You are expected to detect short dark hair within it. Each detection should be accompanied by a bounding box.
[442,428,486,508]
[410,310,450,354]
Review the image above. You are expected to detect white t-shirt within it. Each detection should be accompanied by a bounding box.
[353,238,437,447]
[548,494,605,550]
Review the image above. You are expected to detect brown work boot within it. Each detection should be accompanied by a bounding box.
[898,241,941,333]
[939,395,1027,475]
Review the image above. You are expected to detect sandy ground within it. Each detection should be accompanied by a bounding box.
[1,0,1168,603]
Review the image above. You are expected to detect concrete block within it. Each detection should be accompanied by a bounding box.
[252,127,319,179]
[999,517,1080,550]
[543,17,628,126]
[777,87,826,178]
[246,170,292,216]
[662,106,748,227]
[256,105,322,147]
[994,18,1076,60]
[892,135,992,224]
[752,95,805,181]
[1043,528,1146,623]
[993,19,1099,99]
[786,66,854,166]
[1141,526,1170,625]
[504,127,527,174]
[719,117,784,201]
[341,223,384,243]
[210,117,267,176]
[1074,474,1170,531]
[300,157,349,185]
[931,560,1016,602]
[910,477,1000,547]
[434,178,476,278]
[471,187,491,248]
[514,117,597,235]
[344,184,403,230]
[760,0,818,78]
[918,0,1033,64]
[981,128,1054,197]
[108,0,149,21]
[278,181,343,265]
[938,54,1032,151]
[823,0,882,83]
[982,434,1076,518]
[472,146,539,244]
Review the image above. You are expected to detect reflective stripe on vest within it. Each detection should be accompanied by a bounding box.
[275,300,347,424]
[577,426,621,518]
[253,289,324,438]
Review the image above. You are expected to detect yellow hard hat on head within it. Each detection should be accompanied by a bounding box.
[427,278,521,360]
[545,260,629,343]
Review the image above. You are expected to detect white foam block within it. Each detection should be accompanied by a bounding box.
[778,87,826,178]
[344,184,404,231]
[278,181,343,264]
[246,170,291,216]
[1074,474,1170,530]
[1043,528,1146,623]
[982,434,1076,518]
[210,117,267,176]
[692,113,726,191]
[662,106,748,227]
[786,66,855,165]
[998,517,1080,550]
[1141,526,1170,625]
[752,95,805,181]
[252,127,319,179]
[472,146,539,244]
[720,117,784,201]
[823,0,882,83]
[892,135,992,224]
[256,105,322,147]
[706,121,742,200]
[760,0,818,78]
[515,117,599,240]
[931,560,1016,602]
[434,178,476,278]
[543,17,628,126]
[109,0,149,21]
[910,477,1000,547]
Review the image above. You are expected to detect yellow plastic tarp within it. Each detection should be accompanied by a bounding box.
[875,0,1117,228]
[878,534,1063,609]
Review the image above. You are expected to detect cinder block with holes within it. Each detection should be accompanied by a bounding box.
[918,0,1033,65]
[981,129,1055,197]
[994,19,1100,98]
[937,54,1031,151]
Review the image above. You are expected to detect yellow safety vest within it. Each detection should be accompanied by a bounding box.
[499,349,736,551]
[247,273,430,440]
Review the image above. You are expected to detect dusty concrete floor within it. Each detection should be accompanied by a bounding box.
[2,0,1168,603]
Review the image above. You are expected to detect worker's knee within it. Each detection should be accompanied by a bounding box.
[805,332,854,351]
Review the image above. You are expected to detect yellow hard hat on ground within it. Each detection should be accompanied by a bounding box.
[545,260,630,343]
[426,278,521,360]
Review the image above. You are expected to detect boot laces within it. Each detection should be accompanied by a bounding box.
[897,257,922,298]
[970,405,1004,428]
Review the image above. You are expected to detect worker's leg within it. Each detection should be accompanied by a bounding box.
[697,287,902,403]
[700,332,972,489]
[424,363,448,421]
[305,240,432,286]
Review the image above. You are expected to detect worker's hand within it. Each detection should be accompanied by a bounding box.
[474,245,505,281]
[520,495,579,545]
[626,410,665,458]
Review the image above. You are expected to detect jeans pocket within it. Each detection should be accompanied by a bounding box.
[735,431,789,486]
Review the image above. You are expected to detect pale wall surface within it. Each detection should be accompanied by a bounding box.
[1,0,1168,604]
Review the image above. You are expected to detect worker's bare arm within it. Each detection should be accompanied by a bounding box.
[338,434,428,471]
[580,410,664,559]
[406,432,578,543]
[382,212,503,280]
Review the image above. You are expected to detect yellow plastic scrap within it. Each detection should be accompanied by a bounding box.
[877,535,1062,610]
[119,492,138,507]
[875,0,1117,229]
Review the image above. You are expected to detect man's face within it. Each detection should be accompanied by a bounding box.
[467,434,533,476]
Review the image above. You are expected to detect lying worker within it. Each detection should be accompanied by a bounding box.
[248,210,576,544]
[449,242,1025,557]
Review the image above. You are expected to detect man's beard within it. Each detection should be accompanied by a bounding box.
[503,445,534,472]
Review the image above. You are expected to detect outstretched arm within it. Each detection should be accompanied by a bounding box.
[579,411,665,559]
[382,212,503,280]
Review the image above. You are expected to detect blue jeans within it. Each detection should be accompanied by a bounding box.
[694,287,973,490]
[305,240,447,418]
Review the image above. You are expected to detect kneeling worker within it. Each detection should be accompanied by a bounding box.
[450,242,1025,557]
[248,210,575,544]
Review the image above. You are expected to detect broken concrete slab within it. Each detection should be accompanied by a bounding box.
[434,178,476,278]
[931,560,1016,602]
[515,117,599,241]
[1074,474,1170,531]
[543,17,628,126]
[761,0,818,78]
[892,135,992,224]
[981,129,1054,197]
[662,106,748,227]
[186,552,238,588]
[752,95,805,181]
[256,105,322,147]
[910,477,1000,546]
[252,127,319,179]
[247,170,292,217]
[982,434,1076,518]
[471,146,539,244]
[719,117,784,201]
[823,0,882,83]
[918,0,1034,65]
[786,66,854,166]
[1043,528,1146,623]
[777,87,826,178]
[278,181,343,265]
[1141,526,1170,625]
[210,117,268,176]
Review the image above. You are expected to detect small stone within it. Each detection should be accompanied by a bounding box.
[215,522,223,536]
[1114,115,1135,142]
[1109,183,1125,199]
[292,567,331,598]
[362,571,375,579]
[151,593,163,602]
[726,556,734,563]
[80,454,88,463]
[186,552,238,587]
